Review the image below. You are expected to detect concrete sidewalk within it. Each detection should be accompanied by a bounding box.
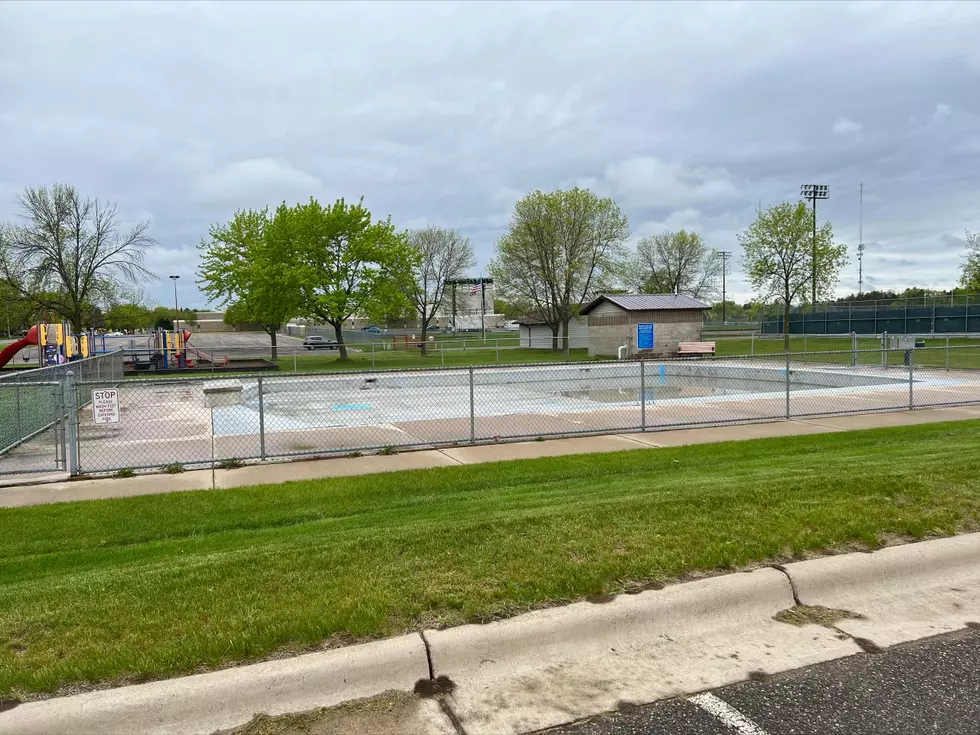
[2,405,979,508]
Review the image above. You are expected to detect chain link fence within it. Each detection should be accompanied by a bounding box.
[0,351,124,474]
[1,346,978,477]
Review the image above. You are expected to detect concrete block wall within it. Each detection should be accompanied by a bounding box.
[588,321,702,357]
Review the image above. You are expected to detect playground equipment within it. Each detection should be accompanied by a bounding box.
[130,329,194,372]
[0,322,105,369]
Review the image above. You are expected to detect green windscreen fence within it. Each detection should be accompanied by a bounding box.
[762,304,980,335]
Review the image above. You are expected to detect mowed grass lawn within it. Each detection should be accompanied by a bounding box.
[275,345,595,372]
[716,335,980,369]
[3,421,980,699]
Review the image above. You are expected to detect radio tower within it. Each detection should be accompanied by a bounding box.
[857,183,864,296]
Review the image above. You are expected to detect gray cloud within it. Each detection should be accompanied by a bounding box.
[1,0,979,307]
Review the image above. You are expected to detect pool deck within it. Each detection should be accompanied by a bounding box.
[2,405,979,508]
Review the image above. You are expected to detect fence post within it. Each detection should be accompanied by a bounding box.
[908,349,914,411]
[882,331,888,368]
[441,343,445,368]
[65,370,79,475]
[258,374,266,460]
[640,360,646,431]
[803,333,807,353]
[15,384,22,443]
[496,339,500,363]
[96,358,101,382]
[51,384,62,469]
[468,366,476,443]
[851,332,857,367]
[372,342,376,370]
[293,349,297,373]
[751,333,755,355]
[211,351,215,376]
[785,350,791,420]
[946,335,950,371]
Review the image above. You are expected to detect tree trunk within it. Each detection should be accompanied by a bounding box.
[268,328,278,361]
[332,321,348,360]
[419,322,428,356]
[783,298,791,353]
[550,324,561,352]
[561,317,571,358]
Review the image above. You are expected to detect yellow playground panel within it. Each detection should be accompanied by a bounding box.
[38,322,91,366]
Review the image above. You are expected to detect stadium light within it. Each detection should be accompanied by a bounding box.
[800,184,830,306]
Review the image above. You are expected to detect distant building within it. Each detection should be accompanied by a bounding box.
[580,294,709,357]
[516,316,588,349]
[436,279,500,329]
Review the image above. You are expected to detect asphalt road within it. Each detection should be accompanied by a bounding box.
[544,627,980,735]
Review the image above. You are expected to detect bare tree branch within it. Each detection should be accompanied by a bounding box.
[0,184,157,330]
[405,227,475,351]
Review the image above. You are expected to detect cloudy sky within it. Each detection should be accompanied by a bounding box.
[2,0,978,308]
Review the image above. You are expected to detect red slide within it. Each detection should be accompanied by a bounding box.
[0,325,39,368]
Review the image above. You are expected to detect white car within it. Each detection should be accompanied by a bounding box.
[502,321,521,332]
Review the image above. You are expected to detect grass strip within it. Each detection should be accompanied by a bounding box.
[2,420,980,698]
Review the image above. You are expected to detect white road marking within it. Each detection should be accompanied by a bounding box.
[689,692,771,735]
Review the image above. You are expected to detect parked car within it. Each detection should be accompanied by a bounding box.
[360,326,382,334]
[502,321,521,332]
[104,331,124,337]
[303,335,339,350]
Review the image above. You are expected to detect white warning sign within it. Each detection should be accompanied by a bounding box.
[91,389,120,424]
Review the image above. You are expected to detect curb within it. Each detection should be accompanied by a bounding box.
[0,634,429,735]
[782,532,980,648]
[424,567,856,735]
[2,534,979,735]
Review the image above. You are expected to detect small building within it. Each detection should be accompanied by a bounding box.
[580,294,710,357]
[517,316,589,349]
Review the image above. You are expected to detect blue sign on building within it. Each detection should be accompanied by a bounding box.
[637,323,655,350]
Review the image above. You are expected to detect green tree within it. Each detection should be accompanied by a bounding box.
[739,201,847,350]
[404,227,475,354]
[363,281,416,328]
[632,230,721,299]
[0,280,40,335]
[150,306,176,330]
[105,302,152,332]
[960,231,980,291]
[290,197,417,360]
[491,188,629,353]
[707,301,748,322]
[199,206,303,359]
[0,184,156,331]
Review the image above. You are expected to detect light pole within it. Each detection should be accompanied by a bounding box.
[857,183,864,296]
[801,184,829,308]
[717,251,732,323]
[169,275,180,331]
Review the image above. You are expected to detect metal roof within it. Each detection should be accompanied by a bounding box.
[580,293,710,314]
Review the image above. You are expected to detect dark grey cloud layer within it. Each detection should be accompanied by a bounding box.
[1,1,978,306]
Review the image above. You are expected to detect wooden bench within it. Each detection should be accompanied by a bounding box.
[677,341,716,357]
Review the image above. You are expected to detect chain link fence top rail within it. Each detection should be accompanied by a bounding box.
[2,346,978,477]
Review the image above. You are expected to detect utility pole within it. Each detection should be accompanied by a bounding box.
[858,183,865,296]
[480,277,486,340]
[801,184,830,307]
[717,251,732,323]
[169,275,180,330]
